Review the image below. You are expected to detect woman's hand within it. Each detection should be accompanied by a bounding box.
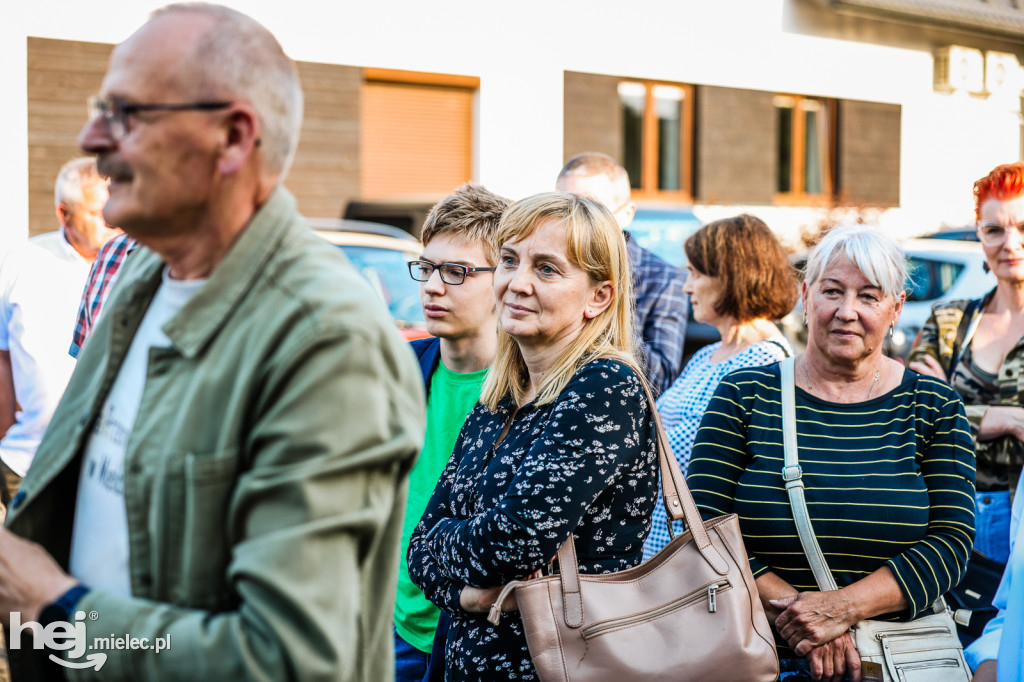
[907,355,945,381]
[458,568,545,614]
[806,632,862,682]
[459,584,515,614]
[979,405,1024,441]
[770,591,860,655]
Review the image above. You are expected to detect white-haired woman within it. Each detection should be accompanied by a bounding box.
[408,192,659,681]
[687,227,975,682]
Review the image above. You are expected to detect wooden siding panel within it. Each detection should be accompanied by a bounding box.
[696,85,776,204]
[288,61,361,219]
[838,99,901,207]
[562,71,622,163]
[26,38,111,237]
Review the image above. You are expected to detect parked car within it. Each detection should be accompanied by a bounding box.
[920,227,978,242]
[782,238,995,359]
[342,198,437,238]
[629,206,719,357]
[310,218,430,340]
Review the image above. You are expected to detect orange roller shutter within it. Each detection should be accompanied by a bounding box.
[362,80,474,198]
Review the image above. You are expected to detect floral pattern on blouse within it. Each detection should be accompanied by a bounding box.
[407,359,659,681]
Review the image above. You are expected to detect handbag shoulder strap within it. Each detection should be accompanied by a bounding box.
[552,370,730,629]
[780,357,838,592]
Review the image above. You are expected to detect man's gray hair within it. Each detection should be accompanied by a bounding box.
[804,226,907,299]
[152,3,304,178]
[556,152,630,187]
[54,157,103,208]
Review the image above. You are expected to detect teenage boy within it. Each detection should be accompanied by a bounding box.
[395,183,510,681]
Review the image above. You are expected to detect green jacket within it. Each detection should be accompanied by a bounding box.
[5,188,425,681]
[908,290,1021,496]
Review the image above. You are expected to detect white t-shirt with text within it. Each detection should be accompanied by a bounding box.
[69,268,205,596]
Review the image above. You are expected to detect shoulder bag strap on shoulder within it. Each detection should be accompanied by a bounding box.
[551,371,730,629]
[780,357,838,592]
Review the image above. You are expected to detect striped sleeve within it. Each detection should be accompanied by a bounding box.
[885,380,976,617]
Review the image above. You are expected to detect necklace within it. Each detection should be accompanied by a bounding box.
[802,357,881,400]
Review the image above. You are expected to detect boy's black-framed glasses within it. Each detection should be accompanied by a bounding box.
[408,260,495,285]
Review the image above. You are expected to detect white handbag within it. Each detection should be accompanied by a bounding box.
[778,357,972,682]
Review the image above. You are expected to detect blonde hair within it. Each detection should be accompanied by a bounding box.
[420,183,511,266]
[480,192,639,410]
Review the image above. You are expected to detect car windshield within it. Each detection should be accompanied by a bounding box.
[336,244,425,325]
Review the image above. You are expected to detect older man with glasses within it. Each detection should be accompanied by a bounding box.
[0,4,424,681]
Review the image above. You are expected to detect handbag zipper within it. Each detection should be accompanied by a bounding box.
[873,626,952,641]
[894,659,960,671]
[581,581,731,639]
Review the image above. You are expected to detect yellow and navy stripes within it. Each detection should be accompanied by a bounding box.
[688,365,975,624]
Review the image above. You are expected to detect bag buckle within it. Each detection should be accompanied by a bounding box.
[781,465,803,482]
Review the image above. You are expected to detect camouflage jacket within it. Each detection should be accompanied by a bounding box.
[908,289,1022,495]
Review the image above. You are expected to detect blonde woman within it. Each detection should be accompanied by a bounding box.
[408,192,659,681]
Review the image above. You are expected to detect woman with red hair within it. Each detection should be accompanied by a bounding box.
[909,162,1024,568]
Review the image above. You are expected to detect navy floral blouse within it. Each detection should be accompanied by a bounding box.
[407,359,659,681]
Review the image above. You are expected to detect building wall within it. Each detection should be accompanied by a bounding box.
[696,86,778,205]
[26,38,110,239]
[4,0,1022,252]
[24,39,363,236]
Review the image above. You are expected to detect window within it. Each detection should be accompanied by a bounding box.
[361,68,478,200]
[774,95,836,201]
[905,257,965,302]
[618,80,694,198]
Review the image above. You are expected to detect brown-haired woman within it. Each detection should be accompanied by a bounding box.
[643,214,797,559]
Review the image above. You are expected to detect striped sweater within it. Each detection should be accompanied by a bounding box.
[687,364,976,622]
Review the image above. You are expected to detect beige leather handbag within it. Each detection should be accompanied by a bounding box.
[779,357,971,682]
[487,379,779,682]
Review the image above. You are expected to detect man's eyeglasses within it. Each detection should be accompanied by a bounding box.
[977,221,1024,246]
[408,260,495,285]
[87,96,232,141]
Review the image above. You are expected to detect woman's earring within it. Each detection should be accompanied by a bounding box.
[802,311,808,324]
[889,322,895,338]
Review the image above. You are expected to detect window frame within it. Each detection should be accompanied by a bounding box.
[618,78,695,202]
[772,93,838,206]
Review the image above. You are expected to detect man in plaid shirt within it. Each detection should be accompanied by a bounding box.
[69,231,137,358]
[557,152,688,395]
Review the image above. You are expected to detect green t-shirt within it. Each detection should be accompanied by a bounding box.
[394,361,488,652]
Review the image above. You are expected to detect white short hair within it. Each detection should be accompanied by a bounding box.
[152,3,304,178]
[804,226,907,299]
[54,157,102,208]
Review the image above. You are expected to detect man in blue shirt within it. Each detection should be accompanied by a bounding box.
[556,153,688,394]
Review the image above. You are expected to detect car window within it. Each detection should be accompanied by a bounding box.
[336,244,425,324]
[905,256,963,301]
